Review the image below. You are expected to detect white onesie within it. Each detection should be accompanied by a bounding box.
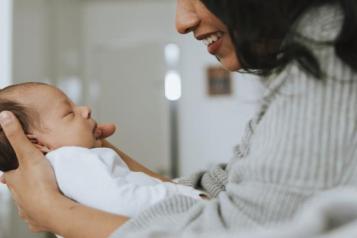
[46,146,203,218]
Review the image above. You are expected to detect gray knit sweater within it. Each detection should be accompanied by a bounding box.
[110,4,357,238]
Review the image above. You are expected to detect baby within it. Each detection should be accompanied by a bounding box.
[0,82,203,219]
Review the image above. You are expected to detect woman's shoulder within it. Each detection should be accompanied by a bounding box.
[294,4,343,42]
[271,4,356,85]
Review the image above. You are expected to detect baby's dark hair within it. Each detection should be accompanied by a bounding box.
[0,100,32,171]
[0,82,47,172]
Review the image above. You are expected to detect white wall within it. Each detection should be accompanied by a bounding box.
[12,0,83,103]
[177,37,264,176]
[80,0,264,177]
[9,0,81,237]
[9,1,52,236]
[12,0,52,84]
[81,0,177,175]
[0,2,13,234]
[0,0,13,88]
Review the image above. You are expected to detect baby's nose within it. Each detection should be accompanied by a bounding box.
[80,106,92,119]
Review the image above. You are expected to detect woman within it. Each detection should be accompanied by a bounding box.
[1,0,357,237]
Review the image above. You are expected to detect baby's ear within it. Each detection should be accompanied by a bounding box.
[26,134,38,143]
[26,134,50,154]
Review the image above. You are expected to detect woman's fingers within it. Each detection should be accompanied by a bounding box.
[16,205,45,233]
[0,173,5,184]
[0,111,58,233]
[17,205,26,219]
[95,123,116,139]
[28,224,44,233]
[0,111,43,166]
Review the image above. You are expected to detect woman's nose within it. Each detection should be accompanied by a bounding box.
[176,0,200,34]
[79,106,91,119]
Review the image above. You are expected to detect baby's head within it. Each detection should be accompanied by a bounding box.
[0,82,101,172]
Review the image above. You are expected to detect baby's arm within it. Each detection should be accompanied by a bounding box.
[46,147,203,218]
[102,140,172,182]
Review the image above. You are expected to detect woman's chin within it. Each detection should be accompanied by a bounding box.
[220,58,241,72]
[223,63,241,72]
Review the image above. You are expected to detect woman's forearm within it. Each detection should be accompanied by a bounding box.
[102,140,171,182]
[47,194,128,238]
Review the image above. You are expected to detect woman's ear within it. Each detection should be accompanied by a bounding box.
[26,134,51,154]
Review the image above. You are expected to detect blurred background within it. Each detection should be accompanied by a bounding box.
[0,0,264,237]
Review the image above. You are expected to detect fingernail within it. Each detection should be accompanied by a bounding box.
[0,111,12,125]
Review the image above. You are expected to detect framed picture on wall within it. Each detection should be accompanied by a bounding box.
[207,66,232,96]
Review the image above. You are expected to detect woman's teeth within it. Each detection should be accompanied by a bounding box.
[202,32,223,46]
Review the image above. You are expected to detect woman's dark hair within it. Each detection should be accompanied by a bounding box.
[0,100,31,172]
[201,0,357,78]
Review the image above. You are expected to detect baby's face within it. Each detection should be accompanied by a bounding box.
[20,85,101,151]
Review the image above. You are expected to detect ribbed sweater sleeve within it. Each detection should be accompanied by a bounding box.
[109,4,357,238]
[176,163,228,198]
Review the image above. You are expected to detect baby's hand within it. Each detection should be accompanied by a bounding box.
[94,123,116,141]
[93,123,116,148]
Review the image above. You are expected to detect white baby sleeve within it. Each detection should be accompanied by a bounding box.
[46,147,136,216]
[46,147,203,218]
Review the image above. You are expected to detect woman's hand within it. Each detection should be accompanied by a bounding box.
[0,113,129,237]
[0,111,60,232]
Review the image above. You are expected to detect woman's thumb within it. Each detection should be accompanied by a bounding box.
[0,111,42,166]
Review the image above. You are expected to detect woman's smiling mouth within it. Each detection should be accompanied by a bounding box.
[198,32,223,54]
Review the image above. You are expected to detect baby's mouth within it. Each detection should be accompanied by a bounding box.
[93,122,99,138]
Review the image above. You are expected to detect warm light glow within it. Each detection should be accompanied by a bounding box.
[165,71,182,101]
[0,0,13,88]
